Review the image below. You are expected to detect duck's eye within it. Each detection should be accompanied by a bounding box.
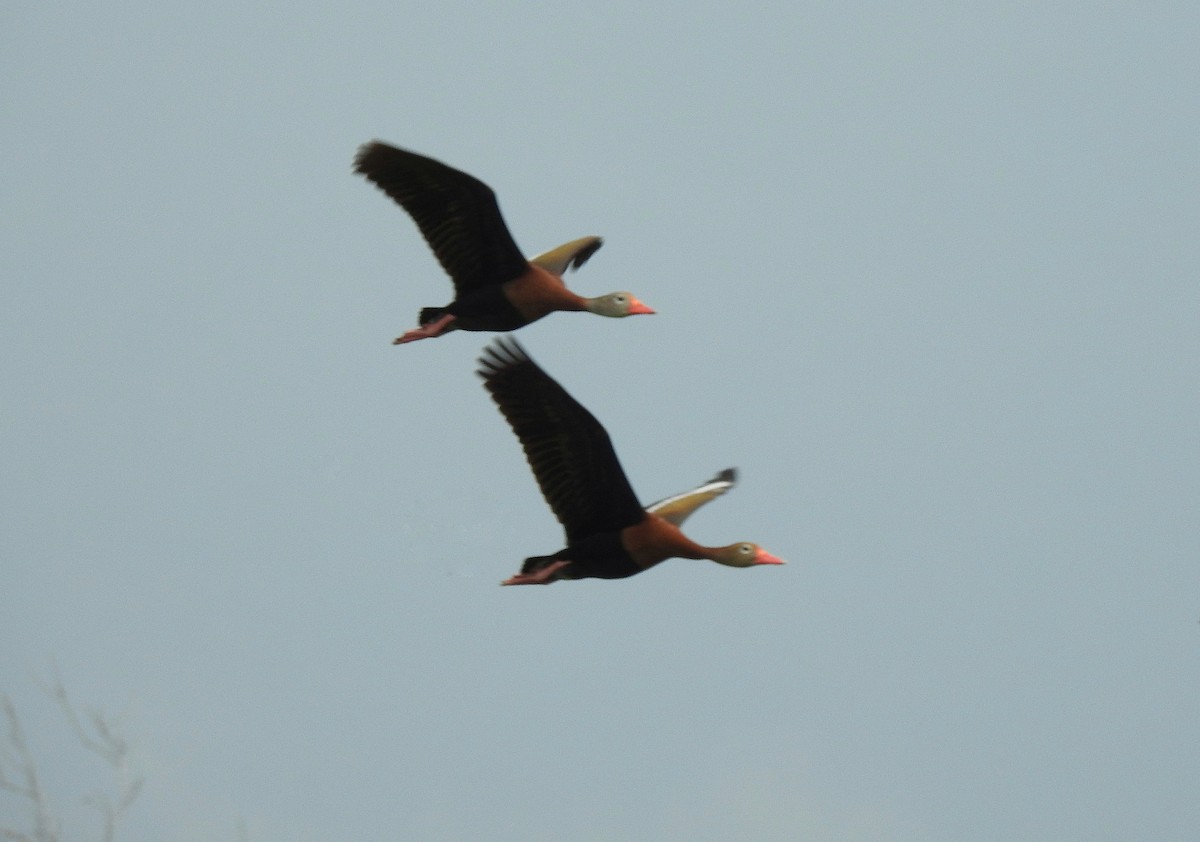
[615,294,627,303]
[740,544,753,555]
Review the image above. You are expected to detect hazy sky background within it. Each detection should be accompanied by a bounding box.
[3,2,1198,840]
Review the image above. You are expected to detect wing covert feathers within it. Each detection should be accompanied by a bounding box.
[645,468,738,526]
[477,338,645,542]
[528,236,604,276]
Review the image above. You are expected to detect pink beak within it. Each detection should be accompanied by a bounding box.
[754,548,786,565]
[627,297,655,315]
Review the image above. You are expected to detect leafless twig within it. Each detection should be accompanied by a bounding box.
[0,671,143,842]
[0,695,58,842]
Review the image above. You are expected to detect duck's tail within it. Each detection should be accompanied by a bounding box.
[418,306,452,326]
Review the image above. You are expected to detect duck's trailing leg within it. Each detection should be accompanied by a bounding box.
[501,560,570,586]
[393,313,456,345]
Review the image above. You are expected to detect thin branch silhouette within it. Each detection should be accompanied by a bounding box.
[0,672,143,842]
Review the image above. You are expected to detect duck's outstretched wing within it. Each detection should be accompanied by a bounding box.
[528,236,604,277]
[645,468,737,526]
[354,141,529,293]
[477,338,645,543]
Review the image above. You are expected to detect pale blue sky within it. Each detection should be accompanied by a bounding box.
[3,2,1198,840]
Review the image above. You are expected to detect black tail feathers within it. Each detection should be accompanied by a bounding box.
[418,307,449,326]
[520,554,561,575]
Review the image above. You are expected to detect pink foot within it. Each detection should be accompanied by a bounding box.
[501,560,571,586]
[393,313,456,344]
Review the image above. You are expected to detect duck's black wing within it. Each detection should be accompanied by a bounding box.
[477,338,646,544]
[354,141,529,293]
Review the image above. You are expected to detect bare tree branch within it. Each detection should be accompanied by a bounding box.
[0,695,58,842]
[1,673,143,842]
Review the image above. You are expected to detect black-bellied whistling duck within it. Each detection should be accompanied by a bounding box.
[354,141,655,344]
[477,338,785,585]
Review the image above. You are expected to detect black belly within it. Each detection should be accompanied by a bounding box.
[523,532,642,581]
[446,285,529,332]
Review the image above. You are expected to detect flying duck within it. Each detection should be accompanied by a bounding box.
[477,338,785,585]
[354,142,655,344]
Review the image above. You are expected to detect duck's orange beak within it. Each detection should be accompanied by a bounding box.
[627,297,655,315]
[754,548,786,565]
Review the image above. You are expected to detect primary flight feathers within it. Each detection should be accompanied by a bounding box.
[477,337,646,544]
